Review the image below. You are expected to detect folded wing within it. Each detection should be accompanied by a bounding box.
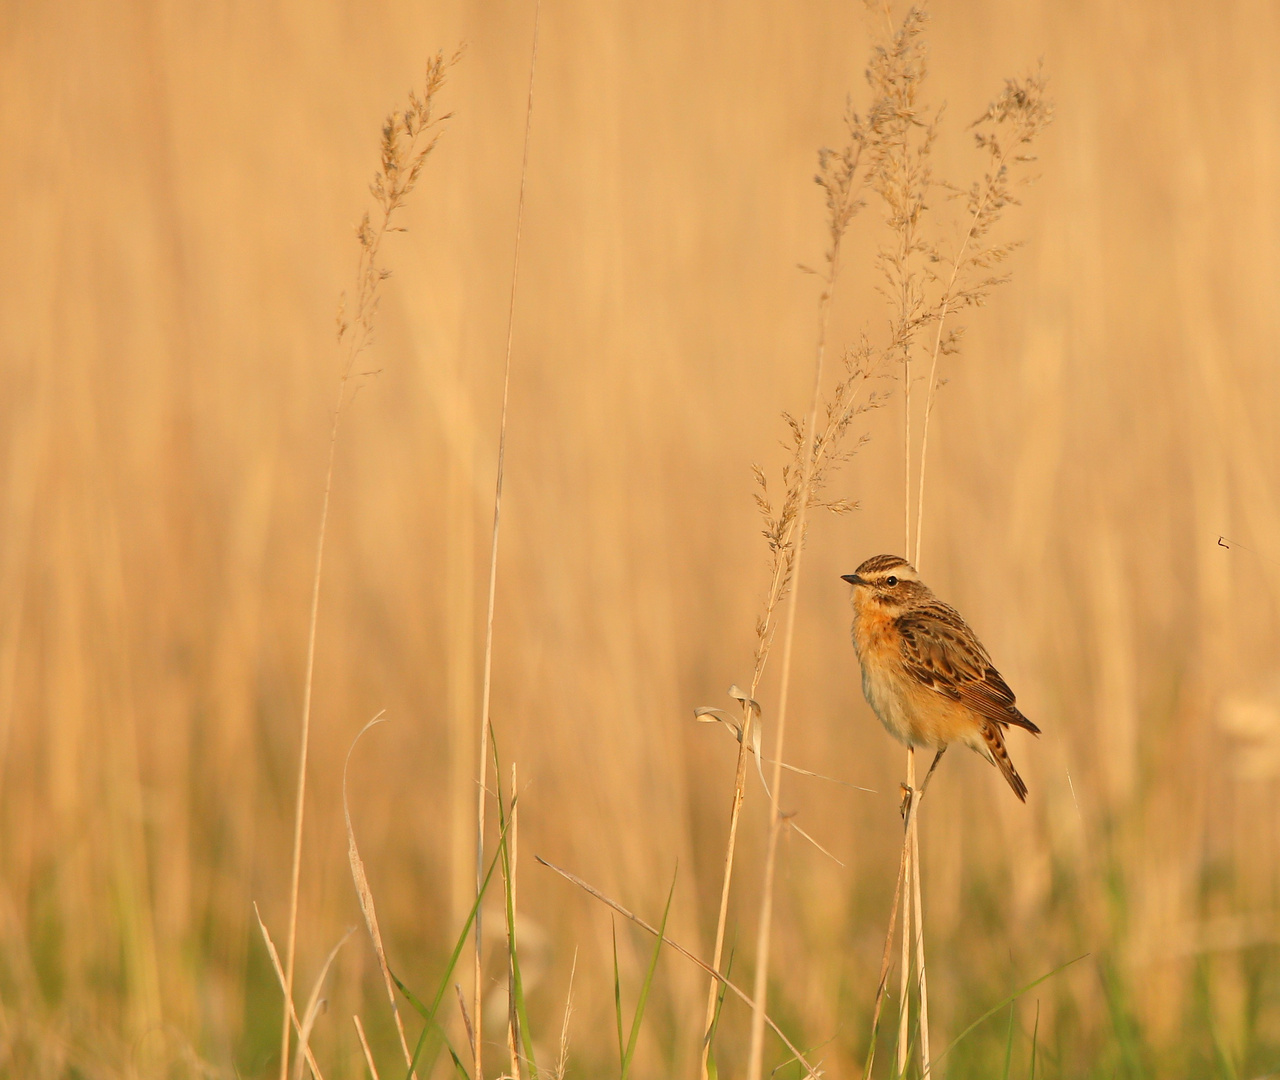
[897,602,1041,736]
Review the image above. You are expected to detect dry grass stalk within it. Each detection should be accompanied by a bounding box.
[275,52,458,1080]
[740,77,903,1080]
[254,903,327,1080]
[862,794,912,1080]
[353,1015,380,1080]
[475,9,540,1079]
[904,67,1050,1080]
[553,948,578,1080]
[899,750,921,1077]
[506,762,522,1080]
[861,4,937,561]
[291,928,355,1080]
[707,7,1050,1074]
[897,803,912,1074]
[861,12,940,1070]
[911,68,1053,563]
[737,8,960,1077]
[456,984,477,1062]
[699,8,959,1075]
[343,715,417,1078]
[698,96,876,1079]
[859,6,1051,1074]
[909,772,930,1078]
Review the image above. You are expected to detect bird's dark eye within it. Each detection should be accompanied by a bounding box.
[886,576,898,587]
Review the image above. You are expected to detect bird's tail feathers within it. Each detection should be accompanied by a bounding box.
[981,721,1029,802]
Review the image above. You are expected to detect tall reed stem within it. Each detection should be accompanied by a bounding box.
[700,115,865,1077]
[744,247,843,1080]
[900,109,1025,1080]
[278,53,456,1066]
[914,72,1053,563]
[698,556,787,1079]
[474,10,539,1078]
[911,788,931,1078]
[896,748,914,1076]
[698,699,753,1079]
[506,762,521,1080]
[279,386,347,1080]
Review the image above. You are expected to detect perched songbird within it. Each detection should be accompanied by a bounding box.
[842,553,1040,801]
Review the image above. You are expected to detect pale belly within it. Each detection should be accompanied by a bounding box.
[854,617,986,755]
[861,660,942,749]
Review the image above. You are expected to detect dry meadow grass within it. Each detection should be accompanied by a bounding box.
[1,0,1279,1077]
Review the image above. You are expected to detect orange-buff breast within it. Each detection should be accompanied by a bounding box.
[852,602,978,751]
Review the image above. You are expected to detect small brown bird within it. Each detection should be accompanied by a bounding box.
[842,553,1040,801]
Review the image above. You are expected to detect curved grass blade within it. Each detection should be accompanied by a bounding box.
[1029,1000,1040,1080]
[291,927,355,1080]
[621,867,677,1079]
[344,713,417,1077]
[392,971,471,1080]
[703,940,735,1080]
[613,919,625,1070]
[394,819,510,1080]
[443,1038,471,1079]
[928,954,1087,1072]
[492,738,537,1074]
[1000,1003,1015,1080]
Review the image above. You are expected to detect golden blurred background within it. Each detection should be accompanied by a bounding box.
[1,0,1278,1076]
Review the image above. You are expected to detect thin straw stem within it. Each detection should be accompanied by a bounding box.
[698,702,754,1079]
[276,55,455,1078]
[745,266,839,1080]
[912,291,955,569]
[911,797,931,1078]
[903,154,987,1080]
[903,346,913,563]
[474,9,540,1079]
[506,763,521,1080]
[896,748,914,1077]
[863,801,912,1080]
[279,377,349,1080]
[913,128,1023,569]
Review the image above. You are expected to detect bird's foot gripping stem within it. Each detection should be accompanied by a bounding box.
[899,747,949,819]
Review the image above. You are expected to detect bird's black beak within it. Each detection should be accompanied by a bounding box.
[841,573,866,586]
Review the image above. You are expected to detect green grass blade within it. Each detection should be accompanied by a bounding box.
[1194,957,1239,1080]
[903,1007,921,1080]
[391,990,470,1080]
[1209,1015,1240,1080]
[392,819,509,1080]
[884,993,905,1080]
[444,1037,472,1080]
[1001,1003,1015,1080]
[612,918,625,1069]
[929,954,1087,1072]
[1029,1000,1040,1080]
[1098,957,1146,1080]
[772,1032,841,1078]
[491,740,538,1076]
[620,866,677,1080]
[703,939,735,1080]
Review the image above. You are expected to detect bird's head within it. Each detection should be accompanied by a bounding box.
[841,554,929,615]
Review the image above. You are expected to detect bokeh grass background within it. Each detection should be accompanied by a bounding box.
[1,0,1278,1076]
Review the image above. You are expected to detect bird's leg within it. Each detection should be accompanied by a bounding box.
[919,746,948,799]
